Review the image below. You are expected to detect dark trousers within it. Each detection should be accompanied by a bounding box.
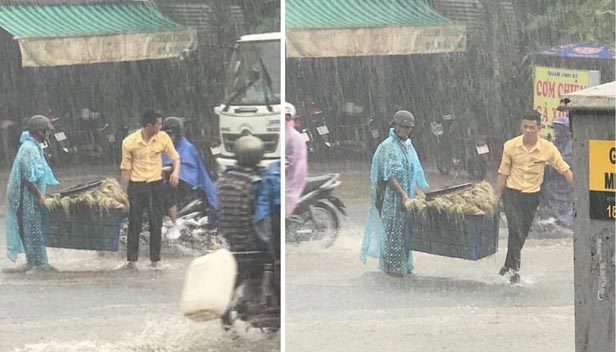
[234,253,267,289]
[503,187,540,271]
[127,180,165,262]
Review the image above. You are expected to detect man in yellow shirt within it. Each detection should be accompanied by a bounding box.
[494,111,573,284]
[119,109,180,270]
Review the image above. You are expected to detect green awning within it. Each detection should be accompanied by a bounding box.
[0,2,197,67]
[286,0,466,58]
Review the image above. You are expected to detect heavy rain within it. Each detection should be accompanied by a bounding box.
[0,0,280,351]
[0,0,613,351]
[284,0,614,352]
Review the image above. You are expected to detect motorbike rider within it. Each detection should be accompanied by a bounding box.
[161,117,218,234]
[217,135,279,329]
[285,102,308,217]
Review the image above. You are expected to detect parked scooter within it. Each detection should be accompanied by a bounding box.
[0,119,19,167]
[73,110,119,164]
[301,102,334,156]
[95,122,120,164]
[334,108,378,161]
[430,114,489,181]
[286,173,346,248]
[367,117,382,156]
[47,117,75,166]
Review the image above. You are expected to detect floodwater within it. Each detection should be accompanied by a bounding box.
[0,169,279,352]
[0,236,279,352]
[285,165,575,352]
[0,235,279,352]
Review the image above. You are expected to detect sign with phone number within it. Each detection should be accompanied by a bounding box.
[589,140,616,220]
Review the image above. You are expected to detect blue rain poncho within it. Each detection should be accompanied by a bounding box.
[254,161,281,253]
[360,128,428,275]
[541,121,573,228]
[255,161,281,223]
[5,132,58,264]
[163,137,218,209]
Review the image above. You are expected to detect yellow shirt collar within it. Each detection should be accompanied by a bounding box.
[136,129,159,146]
[514,135,544,152]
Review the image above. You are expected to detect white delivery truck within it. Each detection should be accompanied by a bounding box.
[214,32,281,171]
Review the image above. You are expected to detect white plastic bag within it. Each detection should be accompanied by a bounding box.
[180,248,237,321]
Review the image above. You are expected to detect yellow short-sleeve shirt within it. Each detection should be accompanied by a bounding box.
[498,135,570,193]
[120,130,180,182]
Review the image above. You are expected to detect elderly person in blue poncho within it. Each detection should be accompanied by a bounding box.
[161,117,218,232]
[5,115,59,272]
[361,110,429,277]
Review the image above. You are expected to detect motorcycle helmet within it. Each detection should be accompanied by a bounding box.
[27,115,54,138]
[162,116,184,141]
[393,110,415,127]
[235,135,264,167]
[285,102,297,120]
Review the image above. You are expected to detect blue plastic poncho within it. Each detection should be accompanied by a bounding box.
[254,161,281,253]
[5,132,58,264]
[163,137,218,209]
[541,121,573,228]
[360,128,428,275]
[255,161,281,222]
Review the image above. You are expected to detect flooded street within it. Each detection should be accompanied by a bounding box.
[0,0,611,350]
[286,163,575,352]
[0,233,279,352]
[0,169,279,352]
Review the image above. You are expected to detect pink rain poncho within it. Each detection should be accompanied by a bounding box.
[285,120,307,217]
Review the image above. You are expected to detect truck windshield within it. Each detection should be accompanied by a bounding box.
[224,40,281,106]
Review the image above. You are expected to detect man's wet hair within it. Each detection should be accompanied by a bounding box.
[142,109,163,127]
[523,110,542,125]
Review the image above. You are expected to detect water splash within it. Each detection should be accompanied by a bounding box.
[14,318,279,352]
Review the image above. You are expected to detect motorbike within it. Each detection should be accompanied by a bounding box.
[95,122,120,164]
[47,117,75,166]
[286,173,346,248]
[0,119,19,167]
[300,102,334,156]
[430,114,489,181]
[367,117,382,156]
[116,181,215,247]
[72,110,119,164]
[333,106,380,161]
[222,251,280,332]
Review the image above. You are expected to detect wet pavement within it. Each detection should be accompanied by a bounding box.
[0,165,279,352]
[286,161,574,352]
[0,234,279,352]
[0,161,574,351]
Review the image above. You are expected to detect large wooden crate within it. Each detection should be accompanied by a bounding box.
[411,208,500,260]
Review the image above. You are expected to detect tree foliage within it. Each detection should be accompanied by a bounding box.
[251,7,280,34]
[530,0,615,45]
